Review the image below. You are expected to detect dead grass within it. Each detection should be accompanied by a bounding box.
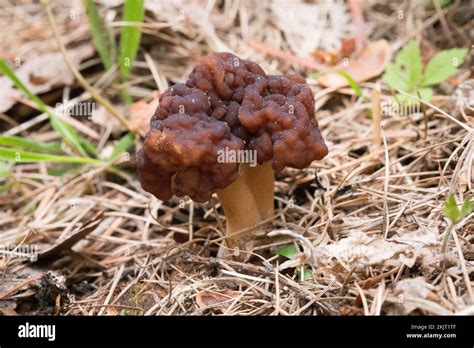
[0,0,473,316]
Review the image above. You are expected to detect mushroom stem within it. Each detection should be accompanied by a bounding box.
[217,170,262,253]
[241,161,275,220]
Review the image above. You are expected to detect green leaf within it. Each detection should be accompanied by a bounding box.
[0,161,11,179]
[459,197,473,220]
[0,136,63,154]
[383,41,423,92]
[396,40,423,90]
[108,132,135,161]
[0,60,88,156]
[395,87,433,105]
[119,0,144,80]
[0,147,104,165]
[443,194,460,224]
[382,63,409,91]
[421,48,468,86]
[274,244,299,260]
[83,0,117,70]
[335,71,362,97]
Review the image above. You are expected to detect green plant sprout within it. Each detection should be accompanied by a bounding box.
[83,0,117,71]
[441,194,472,253]
[274,244,312,281]
[83,0,145,104]
[83,0,144,104]
[336,70,363,98]
[383,40,468,105]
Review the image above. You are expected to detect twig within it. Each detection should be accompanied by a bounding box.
[450,225,474,303]
[417,91,429,139]
[98,264,125,315]
[381,128,390,238]
[0,276,43,301]
[371,89,382,146]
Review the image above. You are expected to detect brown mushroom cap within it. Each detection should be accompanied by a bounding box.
[138,52,328,201]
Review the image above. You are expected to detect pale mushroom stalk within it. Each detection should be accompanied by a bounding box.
[241,161,275,220]
[216,171,262,254]
[217,161,275,254]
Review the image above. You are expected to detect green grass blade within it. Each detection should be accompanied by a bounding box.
[335,71,363,97]
[48,164,84,176]
[80,138,98,158]
[0,147,104,165]
[108,132,135,161]
[119,0,144,103]
[83,0,117,70]
[49,116,88,156]
[0,136,63,154]
[0,60,49,115]
[0,59,88,156]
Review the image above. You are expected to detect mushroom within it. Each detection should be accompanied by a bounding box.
[137,53,328,254]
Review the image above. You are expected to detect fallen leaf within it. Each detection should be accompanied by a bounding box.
[389,277,447,315]
[129,92,159,137]
[315,231,410,269]
[0,45,95,113]
[390,227,441,268]
[318,40,392,88]
[195,289,239,313]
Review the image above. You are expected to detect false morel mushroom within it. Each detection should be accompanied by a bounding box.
[138,52,328,254]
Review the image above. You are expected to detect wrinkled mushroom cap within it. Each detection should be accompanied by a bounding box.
[138,52,328,202]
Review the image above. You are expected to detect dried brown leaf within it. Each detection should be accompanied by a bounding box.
[195,289,239,313]
[318,40,391,88]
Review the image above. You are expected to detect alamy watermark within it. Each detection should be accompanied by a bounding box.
[0,243,38,261]
[381,100,421,117]
[217,148,257,167]
[55,101,96,119]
